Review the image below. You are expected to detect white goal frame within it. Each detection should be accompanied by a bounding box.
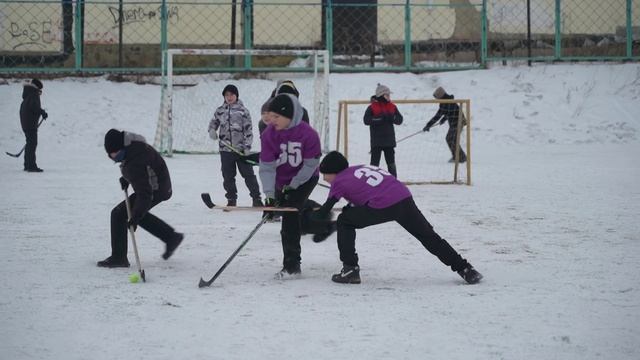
[154,48,330,156]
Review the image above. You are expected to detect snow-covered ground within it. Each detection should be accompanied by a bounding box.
[1,63,639,360]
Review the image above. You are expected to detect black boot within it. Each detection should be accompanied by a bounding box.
[97,256,130,268]
[162,233,184,260]
[458,265,482,284]
[331,265,361,284]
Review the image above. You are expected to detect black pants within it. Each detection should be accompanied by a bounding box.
[370,146,397,177]
[23,129,38,170]
[110,193,176,259]
[220,151,261,201]
[336,197,469,272]
[445,126,466,161]
[276,176,319,269]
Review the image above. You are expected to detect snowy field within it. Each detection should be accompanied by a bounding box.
[1,63,639,360]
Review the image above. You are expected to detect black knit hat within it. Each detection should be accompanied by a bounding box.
[104,129,124,153]
[319,151,349,174]
[268,94,294,119]
[276,80,299,98]
[222,84,239,98]
[31,78,43,90]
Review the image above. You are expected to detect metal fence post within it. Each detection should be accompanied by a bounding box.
[74,0,84,70]
[161,0,168,75]
[326,0,334,71]
[481,0,487,66]
[555,0,561,60]
[627,0,633,59]
[243,0,253,70]
[404,0,411,70]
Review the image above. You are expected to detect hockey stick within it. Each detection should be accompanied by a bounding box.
[199,216,268,288]
[368,129,425,154]
[5,117,45,158]
[219,140,259,165]
[124,188,146,282]
[201,193,298,212]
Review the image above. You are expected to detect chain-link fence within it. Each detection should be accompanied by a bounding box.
[1,1,638,74]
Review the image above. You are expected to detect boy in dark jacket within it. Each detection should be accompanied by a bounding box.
[20,79,48,172]
[363,83,403,177]
[98,129,184,268]
[259,94,322,279]
[423,86,467,163]
[312,151,482,285]
[208,84,262,207]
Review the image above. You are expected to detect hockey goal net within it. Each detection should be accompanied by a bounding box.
[336,99,471,185]
[155,49,330,155]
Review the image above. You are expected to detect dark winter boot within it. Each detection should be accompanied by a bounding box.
[252,198,264,207]
[331,265,361,284]
[458,265,483,284]
[162,232,184,260]
[25,167,44,172]
[312,221,337,243]
[97,256,130,268]
[274,264,301,280]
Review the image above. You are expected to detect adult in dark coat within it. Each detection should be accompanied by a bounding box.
[20,79,48,172]
[423,86,467,163]
[98,129,183,268]
[363,84,403,177]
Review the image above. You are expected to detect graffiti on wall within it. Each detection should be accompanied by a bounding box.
[6,19,63,51]
[107,5,179,28]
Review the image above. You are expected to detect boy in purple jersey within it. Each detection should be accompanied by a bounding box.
[259,94,322,279]
[312,151,483,285]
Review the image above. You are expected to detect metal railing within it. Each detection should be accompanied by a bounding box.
[1,1,637,74]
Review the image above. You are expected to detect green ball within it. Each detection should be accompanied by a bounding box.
[129,273,140,283]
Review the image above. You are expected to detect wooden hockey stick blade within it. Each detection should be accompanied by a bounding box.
[201,193,299,212]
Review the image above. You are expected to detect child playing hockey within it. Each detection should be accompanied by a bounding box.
[99,129,183,268]
[363,83,403,177]
[19,78,48,172]
[423,86,467,163]
[312,151,483,285]
[209,84,263,207]
[259,93,322,279]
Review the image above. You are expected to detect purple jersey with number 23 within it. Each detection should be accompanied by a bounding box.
[260,122,321,190]
[328,165,412,209]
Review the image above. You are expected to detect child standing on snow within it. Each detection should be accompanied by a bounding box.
[209,84,263,207]
[312,151,482,285]
[423,86,467,163]
[20,78,48,172]
[363,83,403,177]
[259,93,322,279]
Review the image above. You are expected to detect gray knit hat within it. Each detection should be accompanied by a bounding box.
[433,86,447,99]
[375,83,391,97]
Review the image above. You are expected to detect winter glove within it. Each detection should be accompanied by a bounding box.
[119,176,129,191]
[281,185,296,202]
[208,129,218,140]
[41,110,48,120]
[422,124,431,132]
[263,197,278,220]
[127,217,139,232]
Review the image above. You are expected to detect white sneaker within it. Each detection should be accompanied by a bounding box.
[274,266,301,280]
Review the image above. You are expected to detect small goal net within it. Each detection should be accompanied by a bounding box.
[155,49,330,155]
[336,99,471,185]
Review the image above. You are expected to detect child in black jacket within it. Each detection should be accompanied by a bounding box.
[423,86,467,163]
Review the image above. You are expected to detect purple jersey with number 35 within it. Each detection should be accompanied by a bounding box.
[260,122,321,190]
[328,165,412,209]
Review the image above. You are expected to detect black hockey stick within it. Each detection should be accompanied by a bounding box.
[201,193,298,212]
[6,118,45,158]
[199,216,268,288]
